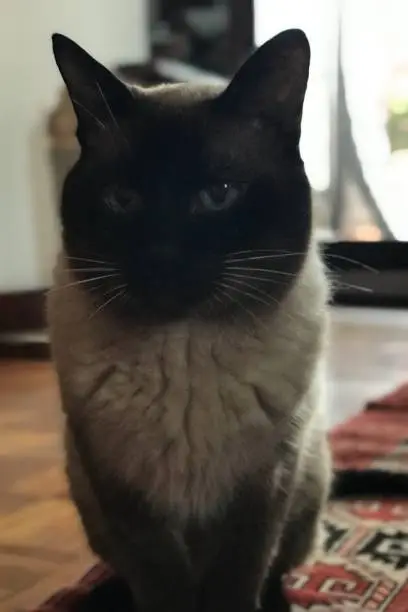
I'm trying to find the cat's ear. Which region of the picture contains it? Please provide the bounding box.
[218,29,310,135]
[52,34,133,147]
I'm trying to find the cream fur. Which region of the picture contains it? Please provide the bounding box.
[48,241,329,524]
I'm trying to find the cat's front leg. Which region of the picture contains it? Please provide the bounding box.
[67,423,196,612]
[198,473,283,612]
[108,520,196,612]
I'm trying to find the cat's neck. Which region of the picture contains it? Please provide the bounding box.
[48,241,328,419]
[51,241,327,344]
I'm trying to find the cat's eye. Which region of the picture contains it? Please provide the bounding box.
[193,183,242,214]
[105,187,140,213]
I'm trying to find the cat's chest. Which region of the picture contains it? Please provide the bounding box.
[72,332,273,519]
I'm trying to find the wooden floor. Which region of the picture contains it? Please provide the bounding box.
[1,307,408,611]
[0,361,94,612]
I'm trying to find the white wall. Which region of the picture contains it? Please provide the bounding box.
[254,0,337,193]
[0,0,149,291]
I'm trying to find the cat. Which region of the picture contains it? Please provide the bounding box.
[48,29,331,612]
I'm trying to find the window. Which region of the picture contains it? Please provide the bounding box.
[152,0,408,305]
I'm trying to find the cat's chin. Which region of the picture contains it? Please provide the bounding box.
[102,295,279,328]
[94,293,207,326]
[85,278,288,326]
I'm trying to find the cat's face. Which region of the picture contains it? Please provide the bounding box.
[53,30,311,323]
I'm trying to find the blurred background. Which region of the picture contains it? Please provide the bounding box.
[1,0,408,352]
[0,2,408,610]
[148,0,408,308]
[151,0,408,245]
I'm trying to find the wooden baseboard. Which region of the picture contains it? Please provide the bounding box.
[0,289,48,333]
[0,290,49,359]
[0,340,50,360]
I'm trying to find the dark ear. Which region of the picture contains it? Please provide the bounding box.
[52,34,133,147]
[218,29,310,135]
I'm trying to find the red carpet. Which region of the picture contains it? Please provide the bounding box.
[33,383,408,612]
[286,382,408,611]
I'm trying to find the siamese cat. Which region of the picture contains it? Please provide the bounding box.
[48,29,331,612]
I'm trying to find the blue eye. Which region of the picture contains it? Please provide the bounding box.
[193,183,242,213]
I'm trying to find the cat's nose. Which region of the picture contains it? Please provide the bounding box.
[145,244,182,281]
[147,244,180,263]
[142,244,182,295]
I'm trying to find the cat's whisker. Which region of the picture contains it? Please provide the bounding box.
[227,251,378,275]
[89,286,127,320]
[332,281,373,294]
[216,284,265,329]
[225,266,296,277]
[212,291,225,307]
[225,253,302,263]
[205,288,224,310]
[222,274,280,306]
[223,271,286,286]
[324,254,378,274]
[87,284,105,294]
[227,248,292,258]
[66,256,116,266]
[202,289,224,319]
[219,278,297,324]
[99,282,128,295]
[95,81,130,150]
[122,292,132,308]
[225,275,297,323]
[51,273,120,292]
[72,99,107,130]
[218,281,273,310]
[63,267,118,273]
[215,284,236,306]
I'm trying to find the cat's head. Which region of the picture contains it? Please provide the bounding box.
[52,30,311,324]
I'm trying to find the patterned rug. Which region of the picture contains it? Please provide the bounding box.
[33,383,408,612]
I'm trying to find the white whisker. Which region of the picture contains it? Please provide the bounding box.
[219,279,295,325]
[222,274,279,306]
[211,290,225,307]
[104,282,127,293]
[225,253,301,263]
[226,250,378,275]
[218,281,271,309]
[51,273,120,292]
[90,287,126,320]
[333,281,372,294]
[217,284,265,329]
[325,254,378,274]
[66,256,115,266]
[227,248,291,257]
[225,266,296,277]
[87,284,104,294]
[72,98,107,130]
[64,267,118,273]
[223,271,286,285]
[95,81,130,150]
[202,288,224,319]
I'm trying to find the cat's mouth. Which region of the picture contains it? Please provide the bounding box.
[95,273,215,323]
[79,264,293,324]
[69,252,296,324]
[109,255,222,321]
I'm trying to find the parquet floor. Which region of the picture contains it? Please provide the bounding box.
[0,362,94,612]
[1,307,408,611]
